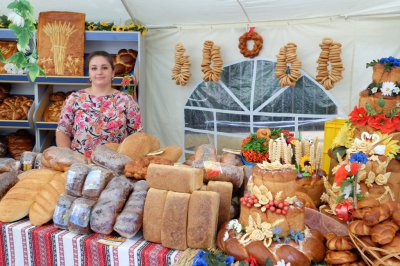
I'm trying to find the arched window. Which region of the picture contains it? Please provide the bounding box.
[184,59,345,157]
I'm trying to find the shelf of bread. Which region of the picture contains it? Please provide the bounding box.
[0,95,35,128]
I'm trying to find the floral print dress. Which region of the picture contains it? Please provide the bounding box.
[57,89,142,157]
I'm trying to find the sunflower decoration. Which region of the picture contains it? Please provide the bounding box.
[117,26,125,32]
[111,25,118,31]
[299,155,314,176]
[87,24,97,31]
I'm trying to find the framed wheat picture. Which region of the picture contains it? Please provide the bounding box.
[37,11,85,76]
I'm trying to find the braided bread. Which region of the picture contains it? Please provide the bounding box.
[357,198,380,209]
[113,49,137,76]
[324,250,358,264]
[370,220,398,245]
[326,234,355,251]
[352,207,371,219]
[381,235,400,255]
[348,220,371,235]
[392,209,400,226]
[363,203,392,226]
[238,30,263,58]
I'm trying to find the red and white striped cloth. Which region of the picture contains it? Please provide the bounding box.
[0,220,182,266]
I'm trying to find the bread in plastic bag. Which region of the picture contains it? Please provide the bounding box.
[68,197,96,235]
[65,163,90,197]
[42,146,88,171]
[53,194,77,229]
[81,166,114,200]
[91,145,132,174]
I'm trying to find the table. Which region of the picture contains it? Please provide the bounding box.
[0,220,182,266]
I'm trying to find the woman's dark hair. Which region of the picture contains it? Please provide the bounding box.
[86,51,115,70]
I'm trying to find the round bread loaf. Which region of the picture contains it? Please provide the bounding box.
[44,101,63,122]
[0,96,33,120]
[49,91,66,102]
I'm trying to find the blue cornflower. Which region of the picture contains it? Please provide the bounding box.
[273,227,282,235]
[284,236,291,243]
[289,229,295,237]
[297,231,305,241]
[224,256,234,265]
[349,152,368,164]
[193,258,208,266]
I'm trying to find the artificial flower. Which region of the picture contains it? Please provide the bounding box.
[335,199,354,222]
[275,259,291,266]
[371,87,378,94]
[349,152,368,164]
[367,114,388,131]
[394,86,400,95]
[100,21,108,27]
[117,26,125,31]
[381,82,397,96]
[331,122,354,149]
[245,256,259,266]
[111,25,118,31]
[342,183,361,199]
[334,162,359,186]
[7,11,24,27]
[87,24,97,31]
[349,106,368,126]
[299,155,311,172]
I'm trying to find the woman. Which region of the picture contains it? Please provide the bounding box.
[56,51,142,157]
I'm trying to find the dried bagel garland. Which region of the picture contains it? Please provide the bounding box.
[238,28,263,58]
[201,40,223,82]
[171,43,192,86]
[274,43,302,87]
[316,37,344,90]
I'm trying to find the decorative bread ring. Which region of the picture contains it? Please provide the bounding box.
[274,43,302,87]
[316,37,344,90]
[238,29,263,58]
[171,43,191,86]
[201,40,223,82]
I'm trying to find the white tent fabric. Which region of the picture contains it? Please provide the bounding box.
[143,15,400,152]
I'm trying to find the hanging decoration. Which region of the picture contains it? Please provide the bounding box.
[171,43,191,86]
[316,37,344,90]
[274,43,302,87]
[238,27,263,58]
[201,40,223,82]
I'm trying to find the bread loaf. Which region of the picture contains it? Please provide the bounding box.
[104,142,119,151]
[117,132,160,161]
[191,160,244,188]
[44,101,63,122]
[194,144,217,161]
[363,203,392,226]
[42,146,88,171]
[324,250,358,264]
[0,96,33,121]
[6,129,34,159]
[53,194,77,229]
[114,180,149,238]
[143,188,168,243]
[124,156,173,180]
[49,92,66,102]
[0,158,19,173]
[207,181,233,229]
[161,191,190,250]
[371,220,399,245]
[18,168,59,181]
[0,169,58,222]
[81,166,114,200]
[326,234,355,251]
[220,152,243,166]
[91,145,132,174]
[187,190,220,249]
[153,146,182,162]
[146,164,203,193]
[65,163,90,197]
[68,197,96,235]
[90,176,132,234]
[348,220,372,236]
[0,171,18,199]
[113,49,137,76]
[29,172,67,226]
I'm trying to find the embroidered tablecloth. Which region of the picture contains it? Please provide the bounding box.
[0,220,182,266]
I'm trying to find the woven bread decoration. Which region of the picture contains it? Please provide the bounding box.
[274,43,302,87]
[238,27,263,58]
[316,37,344,90]
[37,11,85,76]
[201,40,223,82]
[113,49,138,77]
[171,43,191,86]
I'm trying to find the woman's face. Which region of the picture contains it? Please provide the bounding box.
[88,56,114,87]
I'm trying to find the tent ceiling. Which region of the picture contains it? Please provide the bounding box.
[1,0,400,27]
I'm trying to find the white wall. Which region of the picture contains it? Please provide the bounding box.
[143,16,400,149]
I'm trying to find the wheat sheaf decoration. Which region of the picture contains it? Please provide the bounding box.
[43,21,77,75]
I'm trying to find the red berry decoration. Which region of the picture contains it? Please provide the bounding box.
[270,206,276,212]
[276,209,282,214]
[282,210,287,215]
[278,203,284,209]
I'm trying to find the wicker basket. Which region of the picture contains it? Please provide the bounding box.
[349,232,400,266]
